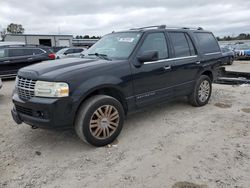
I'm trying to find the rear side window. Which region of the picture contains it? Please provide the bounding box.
[8,49,25,57]
[139,32,168,59]
[74,48,84,53]
[65,49,74,54]
[23,49,34,56]
[33,48,45,55]
[169,32,196,57]
[194,32,220,54]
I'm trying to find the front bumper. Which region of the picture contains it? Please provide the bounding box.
[11,92,76,129]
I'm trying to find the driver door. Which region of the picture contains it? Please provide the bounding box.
[131,32,176,107]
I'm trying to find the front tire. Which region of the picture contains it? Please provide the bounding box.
[74,95,125,147]
[189,75,212,107]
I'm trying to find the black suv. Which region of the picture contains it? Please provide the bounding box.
[0,45,55,78]
[11,25,222,146]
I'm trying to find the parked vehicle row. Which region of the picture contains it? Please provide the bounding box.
[234,44,250,60]
[11,25,223,146]
[219,42,250,60]
[0,45,56,78]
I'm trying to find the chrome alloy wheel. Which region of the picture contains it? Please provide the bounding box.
[89,105,120,139]
[198,80,210,102]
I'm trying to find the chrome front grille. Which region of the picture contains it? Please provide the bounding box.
[17,76,36,100]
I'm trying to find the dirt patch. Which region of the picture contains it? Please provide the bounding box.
[172,182,208,188]
[241,108,250,113]
[214,102,232,108]
[1,81,250,188]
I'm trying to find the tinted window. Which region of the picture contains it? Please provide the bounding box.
[23,49,34,56]
[139,33,168,59]
[8,49,25,57]
[74,48,84,53]
[33,48,45,55]
[194,33,220,54]
[169,32,191,57]
[185,34,196,56]
[0,49,6,58]
[65,49,74,54]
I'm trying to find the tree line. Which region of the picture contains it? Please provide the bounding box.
[75,35,101,39]
[217,33,250,41]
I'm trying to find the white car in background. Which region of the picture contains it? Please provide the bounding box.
[56,47,87,59]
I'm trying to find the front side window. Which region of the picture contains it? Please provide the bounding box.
[169,32,193,58]
[194,32,220,54]
[138,32,168,59]
[85,32,142,60]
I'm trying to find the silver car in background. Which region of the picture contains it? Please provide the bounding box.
[56,47,87,59]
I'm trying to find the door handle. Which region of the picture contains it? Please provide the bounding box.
[3,60,10,63]
[196,61,201,65]
[27,57,33,60]
[163,65,171,70]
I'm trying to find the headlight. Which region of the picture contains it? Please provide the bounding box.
[34,81,69,98]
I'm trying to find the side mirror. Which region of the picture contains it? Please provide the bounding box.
[137,50,159,63]
[63,52,68,55]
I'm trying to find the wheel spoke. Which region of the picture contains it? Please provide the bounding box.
[110,111,118,118]
[89,105,120,140]
[104,105,110,116]
[109,121,118,127]
[97,108,105,117]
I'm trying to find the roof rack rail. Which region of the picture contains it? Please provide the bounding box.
[130,25,203,31]
[181,26,204,30]
[130,25,166,30]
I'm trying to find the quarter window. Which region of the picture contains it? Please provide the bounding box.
[169,32,194,57]
[139,33,168,59]
[194,33,220,54]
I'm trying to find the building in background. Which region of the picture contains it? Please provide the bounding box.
[4,34,73,47]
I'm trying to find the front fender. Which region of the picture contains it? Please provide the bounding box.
[72,75,124,101]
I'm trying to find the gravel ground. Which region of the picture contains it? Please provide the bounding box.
[0,66,250,188]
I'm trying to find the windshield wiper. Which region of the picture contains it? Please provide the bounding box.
[88,53,111,61]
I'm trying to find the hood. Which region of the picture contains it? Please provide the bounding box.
[18,58,108,80]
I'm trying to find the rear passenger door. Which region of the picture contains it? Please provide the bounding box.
[168,32,200,96]
[0,48,13,76]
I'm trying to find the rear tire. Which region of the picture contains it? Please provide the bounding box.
[74,95,125,147]
[227,57,234,65]
[189,75,212,107]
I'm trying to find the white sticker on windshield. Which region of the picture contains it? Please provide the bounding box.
[118,38,135,42]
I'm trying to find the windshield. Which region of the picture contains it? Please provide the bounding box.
[84,32,142,60]
[56,48,69,54]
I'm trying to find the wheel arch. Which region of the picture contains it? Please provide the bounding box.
[75,85,128,119]
[201,70,214,81]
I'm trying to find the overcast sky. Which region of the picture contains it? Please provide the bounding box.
[0,0,250,37]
